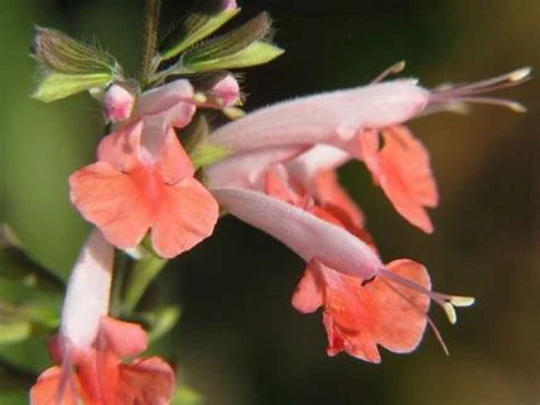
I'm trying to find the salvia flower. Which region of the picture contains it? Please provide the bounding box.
[213,154,439,361]
[70,80,219,258]
[205,66,530,360]
[29,229,175,405]
[205,67,530,232]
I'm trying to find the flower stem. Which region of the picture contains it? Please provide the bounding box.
[123,255,167,314]
[110,249,130,317]
[138,0,162,87]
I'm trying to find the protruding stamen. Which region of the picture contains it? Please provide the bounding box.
[509,67,532,82]
[454,97,527,113]
[372,61,406,83]
[442,302,457,324]
[379,267,475,325]
[450,296,476,307]
[429,67,531,113]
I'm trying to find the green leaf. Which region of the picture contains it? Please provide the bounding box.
[177,12,282,73]
[0,323,32,345]
[31,27,123,102]
[172,385,203,405]
[184,40,284,73]
[0,225,64,294]
[0,335,51,374]
[0,390,29,405]
[32,72,113,102]
[148,306,181,342]
[32,27,120,76]
[159,0,240,61]
[190,141,231,169]
[0,277,61,329]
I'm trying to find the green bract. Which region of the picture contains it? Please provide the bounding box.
[158,0,241,62]
[31,27,123,102]
[152,11,283,83]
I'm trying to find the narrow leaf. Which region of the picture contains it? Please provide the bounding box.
[182,12,272,64]
[0,323,31,345]
[184,41,284,73]
[32,27,120,75]
[149,306,181,342]
[32,72,112,102]
[159,0,240,61]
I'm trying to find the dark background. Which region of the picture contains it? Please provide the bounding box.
[1,0,539,404]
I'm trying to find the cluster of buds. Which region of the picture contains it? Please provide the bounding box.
[27,0,529,404]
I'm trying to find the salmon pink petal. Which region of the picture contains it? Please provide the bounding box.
[312,258,430,362]
[69,162,152,250]
[151,178,219,258]
[322,312,381,363]
[313,169,364,228]
[360,126,438,233]
[117,357,176,405]
[97,121,143,169]
[30,367,80,405]
[373,259,430,353]
[291,261,324,314]
[154,127,194,185]
[211,187,382,281]
[264,166,305,206]
[100,317,148,358]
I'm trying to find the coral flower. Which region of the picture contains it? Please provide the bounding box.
[212,185,475,360]
[30,229,175,405]
[70,80,219,258]
[263,161,430,361]
[206,67,529,232]
[359,125,438,233]
[31,317,175,405]
[293,259,430,362]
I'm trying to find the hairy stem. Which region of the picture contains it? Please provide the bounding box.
[138,0,162,87]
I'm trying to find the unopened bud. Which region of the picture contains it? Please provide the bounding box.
[103,84,136,123]
[210,74,241,107]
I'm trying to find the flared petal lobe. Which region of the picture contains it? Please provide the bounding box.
[151,177,219,258]
[71,113,218,258]
[360,125,438,233]
[32,317,176,405]
[292,259,430,363]
[30,367,81,405]
[70,161,153,250]
[117,357,176,405]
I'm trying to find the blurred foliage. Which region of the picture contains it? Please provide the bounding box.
[1,0,539,405]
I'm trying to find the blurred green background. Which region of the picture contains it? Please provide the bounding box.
[1,0,539,404]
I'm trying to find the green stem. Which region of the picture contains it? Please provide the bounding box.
[110,250,130,317]
[138,0,162,86]
[123,255,167,314]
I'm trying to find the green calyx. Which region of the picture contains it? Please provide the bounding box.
[31,27,123,102]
